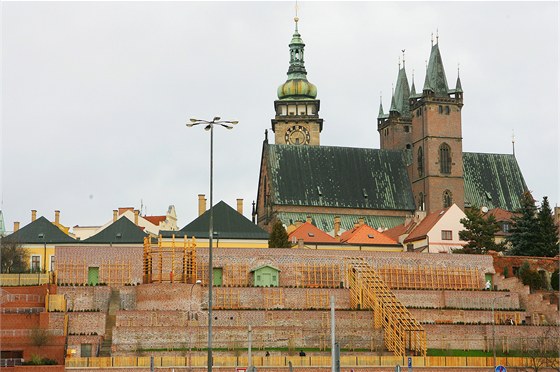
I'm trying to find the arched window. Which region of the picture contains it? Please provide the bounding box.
[418,192,425,211]
[439,143,451,174]
[417,146,424,177]
[443,190,453,208]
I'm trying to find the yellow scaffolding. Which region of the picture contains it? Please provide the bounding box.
[346,257,427,357]
[296,262,344,288]
[377,265,481,290]
[143,235,197,284]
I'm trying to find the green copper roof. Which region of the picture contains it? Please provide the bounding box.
[463,152,528,211]
[278,212,405,233]
[393,65,411,118]
[423,43,449,97]
[82,217,147,244]
[3,216,76,244]
[266,144,416,211]
[277,19,317,100]
[169,201,268,240]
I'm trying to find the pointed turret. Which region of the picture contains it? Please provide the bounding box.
[423,42,449,97]
[389,90,397,113]
[393,63,411,118]
[455,74,463,93]
[378,97,385,118]
[410,72,416,97]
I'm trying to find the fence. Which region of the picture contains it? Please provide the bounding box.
[65,355,560,368]
[0,273,50,286]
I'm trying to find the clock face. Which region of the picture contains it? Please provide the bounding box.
[285,125,311,145]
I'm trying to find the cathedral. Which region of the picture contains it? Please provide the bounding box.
[256,18,527,234]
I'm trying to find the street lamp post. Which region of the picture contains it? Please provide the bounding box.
[186,116,238,372]
[492,294,510,369]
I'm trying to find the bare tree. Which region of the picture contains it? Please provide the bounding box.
[521,327,560,372]
[0,239,29,273]
[29,327,50,348]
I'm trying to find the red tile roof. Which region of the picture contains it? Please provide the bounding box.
[384,221,417,242]
[339,224,399,246]
[144,215,166,226]
[288,222,338,244]
[485,208,516,222]
[404,207,449,243]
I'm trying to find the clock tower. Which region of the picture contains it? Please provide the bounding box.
[271,17,323,146]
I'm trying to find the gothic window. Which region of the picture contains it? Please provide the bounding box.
[439,143,452,174]
[417,146,424,177]
[418,192,425,211]
[443,190,453,208]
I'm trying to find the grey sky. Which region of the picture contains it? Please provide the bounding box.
[1,1,558,231]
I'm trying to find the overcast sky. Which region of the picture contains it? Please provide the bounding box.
[1,1,558,231]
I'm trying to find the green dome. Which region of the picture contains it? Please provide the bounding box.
[277,79,317,100]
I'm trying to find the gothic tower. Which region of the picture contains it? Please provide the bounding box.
[409,39,464,213]
[271,17,323,146]
[378,56,413,152]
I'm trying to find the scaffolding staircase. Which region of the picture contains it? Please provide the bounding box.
[346,258,427,357]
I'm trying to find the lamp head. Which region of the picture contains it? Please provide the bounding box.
[230,121,239,125]
[213,116,221,122]
[204,124,212,131]
[190,118,198,123]
[186,123,195,127]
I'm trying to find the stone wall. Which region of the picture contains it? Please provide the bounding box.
[112,309,379,352]
[394,290,521,310]
[59,286,111,311]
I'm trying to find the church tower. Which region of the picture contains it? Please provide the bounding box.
[378,54,413,152]
[271,17,323,146]
[410,38,464,213]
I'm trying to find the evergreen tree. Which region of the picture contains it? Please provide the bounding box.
[507,192,541,256]
[536,196,559,257]
[268,220,291,248]
[457,207,503,254]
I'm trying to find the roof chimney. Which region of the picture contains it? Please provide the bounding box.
[198,194,207,216]
[236,198,243,215]
[359,217,364,226]
[14,221,20,232]
[31,210,37,222]
[113,210,118,222]
[134,210,139,225]
[54,210,60,226]
[334,216,341,237]
[306,216,312,224]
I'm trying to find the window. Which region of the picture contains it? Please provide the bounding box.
[404,125,410,133]
[443,190,453,208]
[81,344,92,357]
[445,106,450,115]
[406,143,411,150]
[438,105,443,114]
[502,223,510,233]
[439,143,452,174]
[417,146,424,177]
[441,230,452,240]
[50,256,55,272]
[31,256,40,272]
[418,193,425,211]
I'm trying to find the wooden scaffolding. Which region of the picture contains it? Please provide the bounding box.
[143,235,197,284]
[377,265,481,290]
[56,258,132,285]
[346,257,427,357]
[295,262,344,288]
